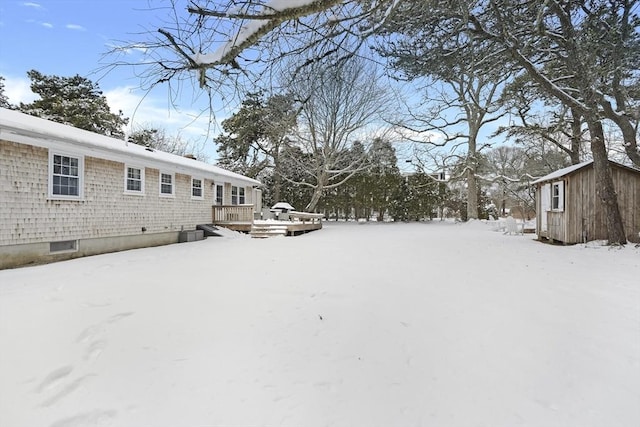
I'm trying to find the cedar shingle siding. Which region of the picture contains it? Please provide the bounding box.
[0,109,261,269]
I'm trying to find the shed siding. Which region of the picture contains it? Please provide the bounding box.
[536,162,640,244]
[615,167,640,243]
[1,139,214,247]
[547,211,566,242]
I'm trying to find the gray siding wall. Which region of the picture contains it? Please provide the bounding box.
[1,139,214,248]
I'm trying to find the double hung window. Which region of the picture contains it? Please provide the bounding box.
[49,152,83,199]
[231,186,238,205]
[192,178,203,199]
[125,166,144,194]
[231,187,246,205]
[231,186,246,205]
[160,172,174,196]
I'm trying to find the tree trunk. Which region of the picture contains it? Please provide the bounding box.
[273,151,282,202]
[467,155,478,220]
[466,128,479,220]
[586,114,627,244]
[569,108,583,164]
[306,171,327,212]
[305,189,322,212]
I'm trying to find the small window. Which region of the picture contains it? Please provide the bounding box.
[551,181,564,211]
[160,172,174,196]
[239,187,246,204]
[215,184,224,205]
[125,165,144,194]
[50,240,77,253]
[192,178,203,199]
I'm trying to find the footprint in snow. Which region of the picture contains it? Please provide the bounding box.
[35,365,73,393]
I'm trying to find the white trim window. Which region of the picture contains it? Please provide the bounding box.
[191,177,204,199]
[551,181,564,211]
[49,151,84,199]
[231,186,246,205]
[124,165,145,195]
[160,172,175,197]
[215,184,224,205]
[231,186,238,205]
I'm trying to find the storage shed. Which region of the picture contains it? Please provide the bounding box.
[532,160,640,244]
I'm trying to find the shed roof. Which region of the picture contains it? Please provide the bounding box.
[531,160,593,185]
[0,108,261,187]
[531,160,640,185]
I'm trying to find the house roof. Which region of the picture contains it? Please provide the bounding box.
[531,159,640,185]
[0,108,261,187]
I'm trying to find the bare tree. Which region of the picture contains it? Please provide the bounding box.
[377,2,510,220]
[284,56,389,211]
[457,0,636,243]
[111,0,400,106]
[496,77,587,165]
[388,72,507,220]
[122,0,638,242]
[128,124,210,161]
[481,146,540,217]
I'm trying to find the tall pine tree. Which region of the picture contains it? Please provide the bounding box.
[19,70,128,138]
[0,76,12,109]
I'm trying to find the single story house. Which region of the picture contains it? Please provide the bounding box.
[0,108,261,269]
[532,160,640,244]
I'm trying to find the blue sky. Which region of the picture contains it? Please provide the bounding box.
[0,0,424,165]
[0,0,218,157]
[0,1,509,168]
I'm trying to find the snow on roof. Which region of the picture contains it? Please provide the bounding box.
[0,108,260,187]
[271,202,295,211]
[530,160,593,184]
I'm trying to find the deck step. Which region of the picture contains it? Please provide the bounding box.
[250,224,288,238]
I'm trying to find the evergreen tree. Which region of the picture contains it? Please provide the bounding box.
[215,92,297,199]
[19,70,128,138]
[367,139,403,221]
[0,76,12,109]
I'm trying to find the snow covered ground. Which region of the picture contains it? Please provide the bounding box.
[1,221,639,427]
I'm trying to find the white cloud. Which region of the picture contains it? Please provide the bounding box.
[103,85,221,158]
[3,75,37,105]
[41,22,52,28]
[66,24,85,31]
[22,2,42,9]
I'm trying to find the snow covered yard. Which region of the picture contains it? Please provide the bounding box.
[1,221,638,427]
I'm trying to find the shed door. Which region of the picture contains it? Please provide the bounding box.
[540,183,551,232]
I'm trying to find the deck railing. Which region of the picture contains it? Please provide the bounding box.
[289,211,324,223]
[212,204,254,223]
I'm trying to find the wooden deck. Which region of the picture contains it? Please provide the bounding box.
[212,205,323,237]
